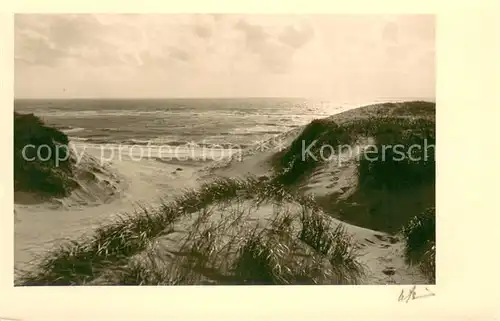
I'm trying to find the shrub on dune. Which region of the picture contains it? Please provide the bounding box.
[274,102,435,187]
[401,207,436,282]
[356,119,435,191]
[14,112,74,196]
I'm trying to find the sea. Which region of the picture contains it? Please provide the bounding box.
[14,97,385,158]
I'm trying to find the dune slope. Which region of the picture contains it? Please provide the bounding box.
[14,112,122,207]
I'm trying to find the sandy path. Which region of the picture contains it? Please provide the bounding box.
[298,143,427,284]
[336,220,427,284]
[14,144,201,276]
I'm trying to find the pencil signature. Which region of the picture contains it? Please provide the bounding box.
[398,285,435,303]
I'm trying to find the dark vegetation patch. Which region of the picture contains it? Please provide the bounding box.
[356,117,435,191]
[14,112,75,197]
[273,101,435,187]
[317,184,435,234]
[401,207,436,282]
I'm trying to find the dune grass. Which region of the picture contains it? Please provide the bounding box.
[342,115,435,233]
[17,177,266,285]
[298,210,363,283]
[110,200,363,285]
[271,101,435,234]
[14,112,75,196]
[273,118,348,185]
[273,101,435,187]
[17,176,364,285]
[401,207,436,282]
[356,117,435,191]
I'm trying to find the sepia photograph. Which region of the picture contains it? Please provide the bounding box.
[13,14,436,286]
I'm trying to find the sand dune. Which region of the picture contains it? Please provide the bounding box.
[200,137,427,284]
[15,101,435,285]
[14,143,202,276]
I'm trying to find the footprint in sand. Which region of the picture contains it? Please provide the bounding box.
[354,243,366,249]
[310,178,322,184]
[311,172,324,179]
[380,244,391,249]
[382,267,396,276]
[374,234,399,244]
[388,236,399,244]
[374,234,389,242]
[364,238,375,244]
[378,256,392,263]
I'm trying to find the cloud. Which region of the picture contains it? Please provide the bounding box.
[15,14,130,67]
[15,14,221,71]
[15,30,67,66]
[234,19,312,74]
[15,14,315,74]
[381,21,399,44]
[45,15,105,48]
[278,23,314,48]
[193,24,212,39]
[168,47,191,62]
[14,14,434,99]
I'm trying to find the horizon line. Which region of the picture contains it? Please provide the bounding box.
[14,96,435,101]
[14,96,313,101]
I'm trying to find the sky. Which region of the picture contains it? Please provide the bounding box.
[14,14,435,99]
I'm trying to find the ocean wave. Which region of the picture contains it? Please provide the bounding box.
[241,131,283,136]
[62,127,85,134]
[31,108,333,119]
[78,138,115,144]
[152,157,215,167]
[53,125,74,130]
[223,128,286,136]
[69,139,248,150]
[84,133,112,138]
[69,136,89,142]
